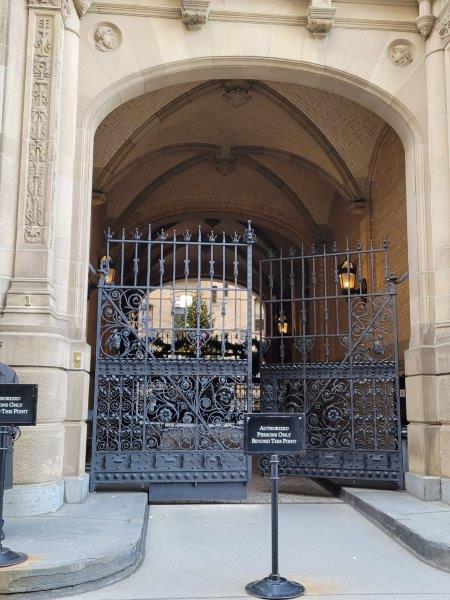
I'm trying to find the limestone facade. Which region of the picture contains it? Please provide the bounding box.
[0,0,449,513]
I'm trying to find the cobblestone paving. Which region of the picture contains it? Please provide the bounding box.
[246,471,342,503]
[155,459,341,504]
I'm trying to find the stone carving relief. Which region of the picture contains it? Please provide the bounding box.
[74,0,93,16]
[306,1,336,38]
[93,23,122,52]
[348,199,366,218]
[215,147,236,176]
[28,0,60,6]
[181,1,210,30]
[28,0,73,29]
[415,15,436,39]
[439,19,450,46]
[388,41,414,67]
[25,15,54,244]
[223,82,251,108]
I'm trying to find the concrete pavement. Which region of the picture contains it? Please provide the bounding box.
[63,502,450,600]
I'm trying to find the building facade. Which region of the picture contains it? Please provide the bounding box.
[0,0,449,514]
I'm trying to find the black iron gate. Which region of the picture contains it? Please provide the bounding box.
[90,222,256,500]
[258,241,403,484]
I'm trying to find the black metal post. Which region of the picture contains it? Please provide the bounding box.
[0,426,27,567]
[245,453,304,599]
[270,454,279,580]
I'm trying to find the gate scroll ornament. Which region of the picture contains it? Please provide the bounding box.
[91,222,255,500]
[258,240,403,484]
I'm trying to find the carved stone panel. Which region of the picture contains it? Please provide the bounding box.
[24,11,62,245]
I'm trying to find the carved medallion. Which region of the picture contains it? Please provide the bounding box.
[388,40,414,67]
[93,23,122,52]
[223,87,251,108]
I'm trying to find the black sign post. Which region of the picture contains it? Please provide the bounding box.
[0,384,38,567]
[244,413,306,600]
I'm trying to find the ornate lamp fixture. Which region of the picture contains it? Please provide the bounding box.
[338,259,368,298]
[338,259,357,294]
[277,310,288,335]
[100,255,116,285]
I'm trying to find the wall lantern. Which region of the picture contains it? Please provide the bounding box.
[338,259,357,294]
[277,310,288,335]
[100,255,116,285]
[338,259,368,298]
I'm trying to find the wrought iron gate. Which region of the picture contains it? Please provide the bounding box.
[258,241,403,484]
[90,222,255,500]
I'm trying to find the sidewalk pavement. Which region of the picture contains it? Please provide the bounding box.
[60,502,450,600]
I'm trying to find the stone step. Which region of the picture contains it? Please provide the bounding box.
[0,492,148,597]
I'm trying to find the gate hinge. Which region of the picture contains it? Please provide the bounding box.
[389,272,409,285]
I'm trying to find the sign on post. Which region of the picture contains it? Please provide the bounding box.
[0,385,38,426]
[0,384,38,567]
[244,413,305,455]
[244,413,306,600]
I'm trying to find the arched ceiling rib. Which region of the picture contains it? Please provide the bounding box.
[92,78,391,248]
[118,153,322,240]
[94,80,364,200]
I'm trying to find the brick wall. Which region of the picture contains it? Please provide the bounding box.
[371,128,410,357]
[333,127,410,363]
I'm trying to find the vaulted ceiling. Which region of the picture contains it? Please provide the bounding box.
[92,78,393,258]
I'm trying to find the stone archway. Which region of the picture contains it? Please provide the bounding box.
[78,59,422,498]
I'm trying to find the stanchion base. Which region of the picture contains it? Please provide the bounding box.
[0,548,28,568]
[245,575,305,599]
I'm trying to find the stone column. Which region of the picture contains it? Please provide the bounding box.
[405,3,450,502]
[0,0,85,515]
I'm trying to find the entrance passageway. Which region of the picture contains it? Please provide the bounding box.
[59,498,450,600]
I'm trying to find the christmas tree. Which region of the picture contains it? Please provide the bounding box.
[185,294,214,330]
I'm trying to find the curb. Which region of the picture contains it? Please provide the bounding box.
[341,488,450,573]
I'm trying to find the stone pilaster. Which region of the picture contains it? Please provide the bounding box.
[3,1,65,324]
[1,0,88,515]
[405,1,450,502]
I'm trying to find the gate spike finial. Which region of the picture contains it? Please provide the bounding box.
[243,220,256,243]
[105,226,114,240]
[122,227,126,240]
[332,241,338,253]
[198,226,202,241]
[184,229,191,242]
[148,224,152,240]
